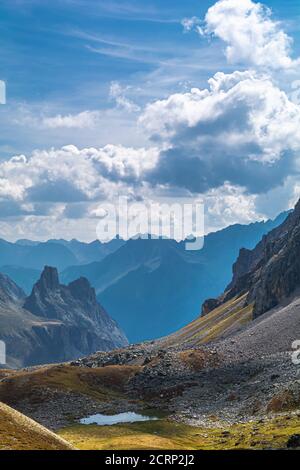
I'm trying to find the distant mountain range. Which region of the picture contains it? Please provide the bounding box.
[1,236,125,270]
[0,237,124,293]
[0,211,289,345]
[0,267,127,368]
[61,211,289,342]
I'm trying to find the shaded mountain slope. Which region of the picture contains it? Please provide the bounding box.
[0,268,128,368]
[24,266,128,351]
[0,272,62,368]
[164,197,300,360]
[0,311,63,369]
[203,198,300,321]
[0,272,25,303]
[62,212,288,342]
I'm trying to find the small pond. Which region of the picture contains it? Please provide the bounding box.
[80,411,160,426]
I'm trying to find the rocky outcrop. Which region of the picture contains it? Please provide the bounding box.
[201,298,222,316]
[230,200,300,317]
[0,267,128,368]
[202,199,300,319]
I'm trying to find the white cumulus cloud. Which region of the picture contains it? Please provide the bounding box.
[204,0,300,70]
[0,144,158,207]
[140,70,300,193]
[205,184,261,231]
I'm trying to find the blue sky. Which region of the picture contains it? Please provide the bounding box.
[0,0,299,240]
[0,0,298,103]
[1,0,299,153]
[0,0,229,155]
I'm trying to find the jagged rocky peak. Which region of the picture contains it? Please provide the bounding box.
[20,264,128,364]
[24,266,96,321]
[68,276,96,303]
[38,266,60,291]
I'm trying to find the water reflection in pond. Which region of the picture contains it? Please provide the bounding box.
[80,411,159,426]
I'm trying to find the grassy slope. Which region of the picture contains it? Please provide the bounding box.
[0,365,141,451]
[163,294,253,348]
[0,364,141,405]
[0,401,74,450]
[58,414,300,450]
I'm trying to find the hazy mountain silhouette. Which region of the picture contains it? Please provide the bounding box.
[0,238,125,293]
[62,212,289,342]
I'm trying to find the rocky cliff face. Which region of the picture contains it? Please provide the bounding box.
[24,266,128,355]
[0,267,128,368]
[247,204,300,317]
[203,199,300,319]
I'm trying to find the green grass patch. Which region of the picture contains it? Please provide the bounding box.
[58,413,300,450]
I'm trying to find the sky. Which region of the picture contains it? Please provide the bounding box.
[0,0,300,241]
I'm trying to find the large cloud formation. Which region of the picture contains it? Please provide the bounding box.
[140,70,300,193]
[0,145,158,212]
[1,0,300,240]
[2,68,300,233]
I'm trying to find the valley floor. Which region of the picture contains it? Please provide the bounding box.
[58,413,300,450]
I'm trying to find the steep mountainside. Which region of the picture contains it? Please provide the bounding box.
[168,197,300,364]
[0,268,127,368]
[62,212,288,342]
[0,273,56,368]
[0,401,74,450]
[207,199,300,319]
